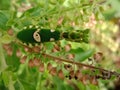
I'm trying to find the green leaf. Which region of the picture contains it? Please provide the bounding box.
[22,7,42,17]
[6,11,17,27]
[0,75,8,90]
[14,81,24,90]
[18,79,36,90]
[103,9,116,20]
[65,85,74,90]
[0,11,9,30]
[1,71,16,89]
[89,84,99,90]
[70,47,84,54]
[106,0,120,18]
[53,76,66,90]
[77,82,86,90]
[2,71,9,87]
[0,34,12,44]
[5,44,20,70]
[70,48,94,62]
[0,0,10,10]
[108,0,120,12]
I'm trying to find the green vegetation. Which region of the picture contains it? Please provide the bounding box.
[0,0,120,90]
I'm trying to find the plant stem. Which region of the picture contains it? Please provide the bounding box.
[18,44,120,77]
[38,4,90,20]
[8,76,15,90]
[36,73,42,90]
[42,53,120,77]
[0,43,8,72]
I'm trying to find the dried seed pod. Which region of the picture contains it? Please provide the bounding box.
[57,17,63,25]
[51,48,58,52]
[82,66,89,70]
[74,70,82,80]
[95,75,102,79]
[101,71,111,79]
[20,56,27,64]
[7,47,13,56]
[117,75,120,81]
[39,63,45,72]
[16,49,22,57]
[64,64,73,71]
[89,0,93,3]
[81,75,89,85]
[74,75,78,80]
[49,67,57,76]
[58,69,64,79]
[69,70,75,79]
[64,44,71,52]
[3,44,11,50]
[28,59,34,67]
[114,60,120,68]
[24,46,32,52]
[93,52,103,62]
[68,75,72,80]
[33,57,40,66]
[66,54,75,60]
[32,46,41,53]
[90,76,98,85]
[70,21,75,27]
[7,29,13,36]
[47,63,53,71]
[54,44,60,51]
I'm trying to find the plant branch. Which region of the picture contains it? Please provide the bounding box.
[42,53,120,77]
[38,4,90,19]
[18,43,120,77]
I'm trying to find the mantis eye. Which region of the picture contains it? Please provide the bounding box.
[33,30,41,42]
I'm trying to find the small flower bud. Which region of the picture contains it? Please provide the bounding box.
[33,58,40,66]
[28,59,34,67]
[7,47,13,56]
[64,44,71,52]
[75,70,82,80]
[16,49,22,57]
[39,63,45,72]
[32,46,41,53]
[49,67,57,76]
[66,54,75,60]
[20,56,27,64]
[58,69,64,79]
[7,29,13,36]
[24,46,32,52]
[57,17,63,25]
[54,44,60,51]
[69,70,75,79]
[90,76,98,85]
[47,63,53,71]
[81,75,89,85]
[51,48,58,52]
[3,44,11,50]
[93,52,103,62]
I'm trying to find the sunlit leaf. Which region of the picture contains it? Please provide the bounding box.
[0,11,9,30]
[70,48,94,61]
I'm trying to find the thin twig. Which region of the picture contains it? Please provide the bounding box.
[42,53,120,77]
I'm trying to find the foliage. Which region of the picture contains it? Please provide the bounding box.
[0,0,120,90]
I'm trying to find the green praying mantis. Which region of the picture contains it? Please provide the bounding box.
[17,25,89,44]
